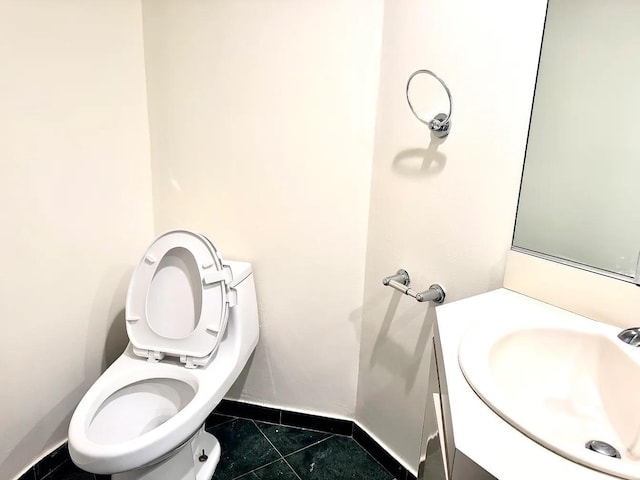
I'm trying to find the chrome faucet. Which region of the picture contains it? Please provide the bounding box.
[618,328,640,346]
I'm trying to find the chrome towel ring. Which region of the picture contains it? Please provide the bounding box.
[406,69,452,138]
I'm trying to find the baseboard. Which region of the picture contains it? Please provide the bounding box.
[19,399,418,480]
[15,441,109,480]
[213,399,418,480]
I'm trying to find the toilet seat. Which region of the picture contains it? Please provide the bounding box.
[125,230,234,368]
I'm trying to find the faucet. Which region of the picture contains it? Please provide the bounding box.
[618,328,640,346]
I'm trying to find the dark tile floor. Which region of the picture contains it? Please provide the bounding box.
[35,414,395,480]
[206,414,394,480]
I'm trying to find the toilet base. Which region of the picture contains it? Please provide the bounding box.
[112,425,221,480]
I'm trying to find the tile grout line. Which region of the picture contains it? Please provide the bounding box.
[229,456,283,480]
[223,418,279,480]
[216,404,403,480]
[279,436,338,480]
[252,420,304,480]
[276,429,395,479]
[251,420,285,459]
[281,435,334,459]
[40,458,70,480]
[207,414,237,430]
[279,456,303,480]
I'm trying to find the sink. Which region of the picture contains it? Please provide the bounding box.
[458,315,640,479]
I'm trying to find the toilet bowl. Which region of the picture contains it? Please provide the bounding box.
[68,230,259,480]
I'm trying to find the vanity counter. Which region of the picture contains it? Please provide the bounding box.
[436,288,617,480]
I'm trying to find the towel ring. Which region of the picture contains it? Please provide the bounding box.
[406,69,452,138]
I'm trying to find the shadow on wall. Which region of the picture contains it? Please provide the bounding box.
[103,308,127,370]
[392,136,447,177]
[357,135,447,397]
[5,263,132,478]
[226,349,260,401]
[226,321,278,403]
[5,383,89,478]
[370,291,437,394]
[85,267,133,375]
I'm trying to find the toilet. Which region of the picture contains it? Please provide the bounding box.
[68,230,259,480]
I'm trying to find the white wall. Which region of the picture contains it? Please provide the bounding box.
[141,0,383,417]
[0,2,154,479]
[514,0,640,278]
[505,250,640,331]
[1,2,553,477]
[355,0,547,471]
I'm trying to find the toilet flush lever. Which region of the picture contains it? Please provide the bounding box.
[618,328,640,346]
[382,269,446,304]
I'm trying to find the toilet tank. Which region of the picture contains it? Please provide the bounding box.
[223,261,259,357]
[224,260,252,288]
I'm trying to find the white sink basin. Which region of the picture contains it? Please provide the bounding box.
[458,314,640,479]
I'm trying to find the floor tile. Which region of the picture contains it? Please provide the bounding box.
[236,459,300,480]
[286,435,392,480]
[206,412,236,429]
[235,472,260,479]
[352,425,405,479]
[256,423,330,456]
[37,445,70,478]
[42,460,95,479]
[207,419,280,480]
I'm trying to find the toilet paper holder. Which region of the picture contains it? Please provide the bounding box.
[382,269,445,304]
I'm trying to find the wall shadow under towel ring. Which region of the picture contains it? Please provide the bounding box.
[406,69,453,138]
[392,141,447,177]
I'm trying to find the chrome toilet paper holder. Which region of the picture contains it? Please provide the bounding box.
[382,269,445,304]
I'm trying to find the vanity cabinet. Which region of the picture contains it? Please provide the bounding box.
[418,328,495,480]
[431,289,618,480]
[417,336,447,480]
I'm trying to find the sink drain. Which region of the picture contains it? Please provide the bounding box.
[585,440,621,459]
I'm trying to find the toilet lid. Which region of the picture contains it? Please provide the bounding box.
[125,230,231,365]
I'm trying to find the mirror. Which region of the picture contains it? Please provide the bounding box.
[512,0,640,281]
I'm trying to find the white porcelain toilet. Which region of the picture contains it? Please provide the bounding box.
[68,230,259,480]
